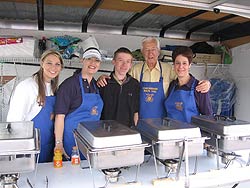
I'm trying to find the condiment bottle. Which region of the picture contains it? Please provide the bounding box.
[54,149,63,168]
[71,146,80,165]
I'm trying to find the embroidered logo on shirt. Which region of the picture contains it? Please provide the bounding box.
[175,102,183,111]
[91,106,99,115]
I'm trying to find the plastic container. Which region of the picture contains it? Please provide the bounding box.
[54,149,63,168]
[71,146,80,165]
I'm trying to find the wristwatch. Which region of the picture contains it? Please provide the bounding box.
[56,140,62,145]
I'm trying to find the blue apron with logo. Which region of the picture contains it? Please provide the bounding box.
[139,62,166,119]
[32,96,55,163]
[63,75,103,157]
[164,81,199,123]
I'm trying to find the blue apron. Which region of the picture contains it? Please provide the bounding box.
[32,96,55,163]
[164,81,199,123]
[63,75,103,157]
[139,62,166,119]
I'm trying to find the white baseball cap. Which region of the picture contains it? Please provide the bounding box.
[82,47,102,61]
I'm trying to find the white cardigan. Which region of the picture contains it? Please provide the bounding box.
[7,77,53,121]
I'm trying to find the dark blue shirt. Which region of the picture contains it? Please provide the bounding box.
[167,74,213,115]
[55,72,98,115]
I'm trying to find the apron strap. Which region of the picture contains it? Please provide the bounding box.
[78,75,100,95]
[140,62,163,82]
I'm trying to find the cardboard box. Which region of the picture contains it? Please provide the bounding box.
[160,50,221,64]
[0,36,39,58]
[193,53,222,64]
[160,50,172,62]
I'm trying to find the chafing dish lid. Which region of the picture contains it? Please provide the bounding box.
[191,115,250,136]
[76,120,142,148]
[0,121,34,140]
[137,118,201,141]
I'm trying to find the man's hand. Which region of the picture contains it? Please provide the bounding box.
[97,74,111,87]
[196,80,211,93]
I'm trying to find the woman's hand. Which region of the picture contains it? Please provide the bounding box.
[97,74,111,87]
[54,142,70,160]
[196,80,211,93]
[54,114,70,159]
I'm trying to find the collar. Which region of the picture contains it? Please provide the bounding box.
[110,72,131,85]
[175,74,195,89]
[143,61,160,73]
[113,73,126,85]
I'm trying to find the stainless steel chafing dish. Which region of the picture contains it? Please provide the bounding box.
[191,115,250,152]
[73,120,148,170]
[137,118,205,160]
[0,121,40,188]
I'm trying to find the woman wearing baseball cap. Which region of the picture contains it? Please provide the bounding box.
[54,47,103,159]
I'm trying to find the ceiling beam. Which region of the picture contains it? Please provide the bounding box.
[186,14,237,39]
[36,0,44,30]
[82,0,103,33]
[122,4,159,35]
[159,10,207,38]
[208,0,230,8]
[222,36,250,49]
[210,21,250,42]
[125,0,250,18]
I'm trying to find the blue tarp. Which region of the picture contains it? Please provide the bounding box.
[209,78,236,116]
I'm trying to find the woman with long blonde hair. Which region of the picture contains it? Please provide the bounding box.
[7,50,64,162]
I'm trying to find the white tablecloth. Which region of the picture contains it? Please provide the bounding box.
[16,151,250,188]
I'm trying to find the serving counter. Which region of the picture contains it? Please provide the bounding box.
[16,151,250,188]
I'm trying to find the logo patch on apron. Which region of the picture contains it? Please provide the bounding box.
[175,102,183,111]
[91,106,99,115]
[146,94,154,102]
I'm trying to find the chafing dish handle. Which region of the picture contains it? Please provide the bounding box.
[73,130,91,150]
[45,176,48,188]
[239,136,250,141]
[6,123,12,133]
[35,128,41,152]
[27,178,34,188]
[214,114,236,122]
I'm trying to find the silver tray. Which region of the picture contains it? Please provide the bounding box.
[191,115,250,136]
[137,118,204,160]
[74,130,147,169]
[76,120,142,148]
[0,121,34,139]
[142,135,204,159]
[191,115,250,152]
[0,128,40,174]
[0,121,35,152]
[137,118,201,141]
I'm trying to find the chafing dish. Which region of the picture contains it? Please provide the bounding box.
[0,121,40,188]
[191,115,250,152]
[74,120,148,170]
[137,118,205,160]
[0,121,34,152]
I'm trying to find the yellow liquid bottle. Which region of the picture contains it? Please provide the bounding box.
[54,149,63,168]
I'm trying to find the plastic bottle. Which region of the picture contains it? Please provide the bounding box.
[71,146,80,165]
[53,149,63,168]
